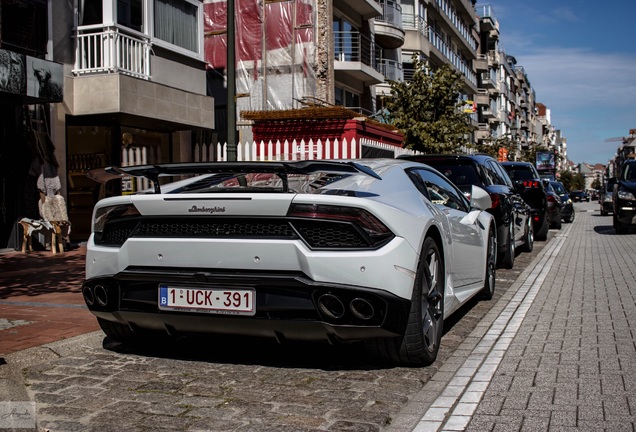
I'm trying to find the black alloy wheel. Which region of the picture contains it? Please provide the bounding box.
[519,218,534,253]
[369,237,445,366]
[500,222,515,269]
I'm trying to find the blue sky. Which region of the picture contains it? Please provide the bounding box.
[480,2,636,165]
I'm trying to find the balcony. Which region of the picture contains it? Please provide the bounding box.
[475,123,491,141]
[340,0,382,20]
[378,59,403,82]
[334,31,384,85]
[480,73,496,89]
[475,4,499,32]
[73,25,151,80]
[402,13,428,38]
[427,27,477,88]
[474,89,489,106]
[475,54,487,72]
[487,50,500,66]
[482,107,496,119]
[375,0,405,49]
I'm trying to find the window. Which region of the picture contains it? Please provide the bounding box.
[491,161,513,188]
[1,0,48,56]
[154,0,198,52]
[335,87,360,110]
[409,168,469,212]
[118,0,142,32]
[79,0,103,26]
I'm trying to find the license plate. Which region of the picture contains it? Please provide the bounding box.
[158,285,255,316]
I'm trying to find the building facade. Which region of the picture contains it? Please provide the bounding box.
[1,0,215,249]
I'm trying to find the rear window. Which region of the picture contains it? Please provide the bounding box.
[419,160,482,186]
[502,165,536,181]
[551,182,566,194]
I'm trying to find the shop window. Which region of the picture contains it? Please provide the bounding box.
[0,0,48,57]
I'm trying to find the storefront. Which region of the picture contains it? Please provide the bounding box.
[0,48,64,251]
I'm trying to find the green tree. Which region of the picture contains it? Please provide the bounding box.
[559,170,585,191]
[558,170,573,191]
[384,59,473,153]
[591,178,602,190]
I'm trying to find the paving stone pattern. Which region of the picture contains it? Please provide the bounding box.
[7,204,632,432]
[467,209,636,431]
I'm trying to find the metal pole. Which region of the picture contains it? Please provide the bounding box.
[227,0,237,161]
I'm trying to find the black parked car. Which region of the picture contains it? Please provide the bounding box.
[613,161,636,233]
[543,181,563,229]
[570,190,589,202]
[548,180,574,223]
[401,154,533,269]
[501,162,549,241]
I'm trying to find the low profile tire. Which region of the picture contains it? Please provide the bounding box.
[367,237,444,366]
[519,218,534,253]
[569,211,575,223]
[615,215,628,234]
[480,228,497,301]
[499,223,515,270]
[554,216,562,230]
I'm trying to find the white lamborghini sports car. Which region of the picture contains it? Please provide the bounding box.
[82,159,496,366]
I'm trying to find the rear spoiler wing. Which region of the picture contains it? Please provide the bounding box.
[86,161,381,194]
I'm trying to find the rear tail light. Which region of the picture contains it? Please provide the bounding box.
[547,195,557,203]
[93,204,142,246]
[523,180,542,188]
[489,193,500,209]
[287,203,394,249]
[533,215,540,222]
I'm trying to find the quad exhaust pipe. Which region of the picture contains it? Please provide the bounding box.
[83,284,110,307]
[317,294,375,322]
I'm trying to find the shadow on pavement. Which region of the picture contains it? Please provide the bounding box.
[0,249,86,299]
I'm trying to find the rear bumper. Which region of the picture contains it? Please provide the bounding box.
[82,268,411,343]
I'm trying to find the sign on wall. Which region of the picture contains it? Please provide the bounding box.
[0,49,26,95]
[0,48,63,102]
[27,56,63,102]
[536,151,556,171]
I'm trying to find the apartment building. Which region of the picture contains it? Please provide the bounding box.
[204,0,403,144]
[399,0,479,127]
[0,0,215,248]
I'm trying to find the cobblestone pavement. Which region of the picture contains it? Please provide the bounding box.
[0,209,565,432]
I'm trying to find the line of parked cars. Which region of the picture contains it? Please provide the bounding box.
[79,153,576,367]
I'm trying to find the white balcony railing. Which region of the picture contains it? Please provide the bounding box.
[73,25,151,80]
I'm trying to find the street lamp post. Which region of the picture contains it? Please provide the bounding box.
[226,0,237,161]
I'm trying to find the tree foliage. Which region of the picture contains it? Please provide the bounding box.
[558,170,585,191]
[384,59,473,153]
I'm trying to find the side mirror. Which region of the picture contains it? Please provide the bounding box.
[470,185,492,211]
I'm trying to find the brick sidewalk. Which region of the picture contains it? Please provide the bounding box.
[0,246,99,355]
